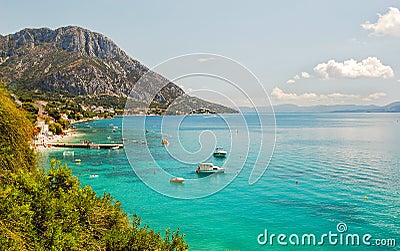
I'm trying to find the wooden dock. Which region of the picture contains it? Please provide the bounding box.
[48,143,124,149]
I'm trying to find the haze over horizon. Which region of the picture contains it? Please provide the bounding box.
[1,0,400,107]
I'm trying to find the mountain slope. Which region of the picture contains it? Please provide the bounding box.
[0,26,237,114]
[383,101,400,112]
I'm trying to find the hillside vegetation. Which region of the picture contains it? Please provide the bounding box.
[0,26,237,115]
[0,85,188,250]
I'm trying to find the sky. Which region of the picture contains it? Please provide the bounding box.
[1,0,400,107]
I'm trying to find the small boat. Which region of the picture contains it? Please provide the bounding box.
[196,163,225,174]
[170,177,185,183]
[111,145,119,150]
[213,147,227,157]
[75,159,82,163]
[63,150,74,156]
[89,144,100,149]
[90,174,99,179]
[161,139,169,145]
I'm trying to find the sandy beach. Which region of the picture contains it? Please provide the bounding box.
[34,129,84,151]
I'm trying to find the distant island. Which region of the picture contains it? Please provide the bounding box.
[240,102,400,113]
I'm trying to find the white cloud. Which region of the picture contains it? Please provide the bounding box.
[350,38,367,46]
[326,92,359,99]
[364,92,387,101]
[271,87,318,100]
[197,57,216,63]
[271,87,387,105]
[362,7,400,36]
[286,72,311,84]
[313,57,394,79]
[301,72,310,78]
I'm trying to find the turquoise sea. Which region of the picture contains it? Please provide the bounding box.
[39,113,400,250]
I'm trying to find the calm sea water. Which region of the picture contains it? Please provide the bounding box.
[39,113,400,250]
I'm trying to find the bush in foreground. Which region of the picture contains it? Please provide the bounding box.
[0,84,188,250]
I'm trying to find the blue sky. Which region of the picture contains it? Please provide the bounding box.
[1,0,400,106]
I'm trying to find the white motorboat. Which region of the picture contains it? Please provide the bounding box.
[63,150,74,156]
[213,147,227,157]
[170,177,185,183]
[196,163,225,174]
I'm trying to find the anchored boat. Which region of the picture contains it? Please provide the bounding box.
[170,177,185,183]
[213,147,227,157]
[196,163,225,174]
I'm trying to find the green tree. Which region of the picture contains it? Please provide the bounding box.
[54,122,63,135]
[58,118,69,130]
[47,108,61,121]
[0,84,188,250]
[48,122,63,135]
[48,123,56,134]
[0,84,36,173]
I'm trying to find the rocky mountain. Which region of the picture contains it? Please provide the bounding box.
[0,26,237,114]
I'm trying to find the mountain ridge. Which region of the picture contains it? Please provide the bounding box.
[239,102,400,113]
[0,26,237,115]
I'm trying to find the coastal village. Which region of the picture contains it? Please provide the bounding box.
[28,96,217,149]
[30,99,118,149]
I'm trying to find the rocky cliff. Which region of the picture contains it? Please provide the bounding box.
[0,26,237,114]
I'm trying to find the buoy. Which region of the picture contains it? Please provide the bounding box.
[364,196,368,200]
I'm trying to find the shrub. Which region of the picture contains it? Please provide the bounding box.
[0,84,188,250]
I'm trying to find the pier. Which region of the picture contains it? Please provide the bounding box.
[48,143,124,149]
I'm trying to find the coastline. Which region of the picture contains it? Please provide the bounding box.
[34,129,84,151]
[34,117,94,151]
[34,116,116,151]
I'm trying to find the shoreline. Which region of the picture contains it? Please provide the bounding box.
[34,115,121,152]
[34,116,102,151]
[34,129,84,151]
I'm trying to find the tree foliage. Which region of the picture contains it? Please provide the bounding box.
[0,84,188,250]
[48,122,63,135]
[58,118,69,130]
[0,84,36,174]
